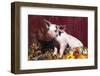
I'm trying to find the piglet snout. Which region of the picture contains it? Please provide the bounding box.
[45,33,53,41]
[47,31,54,37]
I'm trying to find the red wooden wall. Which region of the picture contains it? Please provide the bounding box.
[28,15,88,47]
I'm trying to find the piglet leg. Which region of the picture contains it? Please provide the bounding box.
[59,44,65,58]
[53,47,58,55]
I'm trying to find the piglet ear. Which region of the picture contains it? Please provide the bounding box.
[43,19,51,27]
[59,25,66,30]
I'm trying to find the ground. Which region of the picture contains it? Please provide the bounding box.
[28,43,88,60]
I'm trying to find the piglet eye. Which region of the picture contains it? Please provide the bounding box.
[55,30,57,32]
[47,28,49,30]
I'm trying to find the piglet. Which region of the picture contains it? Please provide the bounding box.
[44,19,83,58]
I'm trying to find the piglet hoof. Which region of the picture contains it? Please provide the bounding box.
[53,54,56,57]
[52,54,57,59]
[58,55,63,59]
[58,57,63,59]
[52,52,57,56]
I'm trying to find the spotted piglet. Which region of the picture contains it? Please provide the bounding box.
[44,19,83,58]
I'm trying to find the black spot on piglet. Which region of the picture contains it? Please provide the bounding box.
[59,31,63,36]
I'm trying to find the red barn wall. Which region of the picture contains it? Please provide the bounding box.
[28,15,88,47]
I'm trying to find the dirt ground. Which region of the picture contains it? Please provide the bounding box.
[28,43,88,60]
